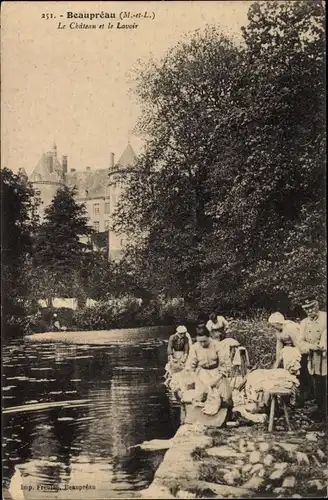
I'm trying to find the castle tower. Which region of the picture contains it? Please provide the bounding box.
[108,143,137,261]
[30,143,66,220]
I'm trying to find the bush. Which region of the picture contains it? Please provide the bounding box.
[158,297,199,326]
[228,318,276,368]
[74,296,143,330]
[72,295,201,331]
[133,300,161,327]
[3,311,31,338]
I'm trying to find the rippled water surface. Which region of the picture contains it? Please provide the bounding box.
[2,327,181,499]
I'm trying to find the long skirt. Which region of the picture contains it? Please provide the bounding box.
[168,351,186,375]
[194,367,233,408]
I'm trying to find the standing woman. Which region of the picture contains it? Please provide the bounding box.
[206,313,229,341]
[268,312,300,368]
[185,325,232,414]
[268,311,310,405]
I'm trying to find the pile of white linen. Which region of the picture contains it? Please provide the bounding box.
[280,346,301,374]
[246,368,299,403]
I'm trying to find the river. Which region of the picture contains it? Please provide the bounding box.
[2,327,181,499]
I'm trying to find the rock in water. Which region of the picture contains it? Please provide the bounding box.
[223,470,241,485]
[235,459,244,466]
[247,441,256,451]
[307,479,324,491]
[263,454,274,466]
[250,464,263,475]
[242,464,253,474]
[243,476,265,490]
[270,469,284,480]
[296,451,309,465]
[138,439,173,451]
[249,451,261,464]
[274,462,288,470]
[278,442,298,453]
[259,442,270,452]
[207,446,242,458]
[282,476,296,488]
[273,487,285,494]
[305,432,318,442]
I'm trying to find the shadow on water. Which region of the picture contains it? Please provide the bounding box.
[2,327,181,498]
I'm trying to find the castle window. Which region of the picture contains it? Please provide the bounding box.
[93,221,100,232]
[105,185,110,198]
[105,202,110,214]
[94,203,100,216]
[104,220,110,230]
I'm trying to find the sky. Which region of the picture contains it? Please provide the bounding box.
[1,1,251,174]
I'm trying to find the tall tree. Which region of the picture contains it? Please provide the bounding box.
[115,1,325,314]
[31,186,94,306]
[114,27,241,306]
[203,0,326,312]
[1,168,40,336]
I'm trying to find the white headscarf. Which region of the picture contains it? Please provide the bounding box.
[268,312,285,325]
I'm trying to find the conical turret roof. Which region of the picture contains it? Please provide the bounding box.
[117,143,137,168]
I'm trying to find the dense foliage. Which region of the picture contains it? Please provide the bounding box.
[1,168,40,336]
[73,296,197,331]
[114,0,326,315]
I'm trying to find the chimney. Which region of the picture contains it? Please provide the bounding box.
[62,156,68,174]
[86,166,91,171]
[70,168,76,173]
[110,153,115,169]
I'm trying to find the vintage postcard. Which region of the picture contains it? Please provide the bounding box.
[1,1,326,499]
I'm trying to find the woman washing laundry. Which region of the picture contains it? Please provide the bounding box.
[268,312,300,368]
[185,325,232,416]
[206,313,229,341]
[268,312,309,405]
[166,325,191,378]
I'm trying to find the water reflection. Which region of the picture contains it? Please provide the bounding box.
[2,327,180,498]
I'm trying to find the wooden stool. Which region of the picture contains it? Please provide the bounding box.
[268,391,292,432]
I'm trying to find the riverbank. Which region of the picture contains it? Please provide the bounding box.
[23,325,171,344]
[140,414,327,499]
[23,318,277,369]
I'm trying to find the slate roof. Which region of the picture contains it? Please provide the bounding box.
[66,168,110,199]
[30,152,64,184]
[117,143,137,168]
[30,143,137,199]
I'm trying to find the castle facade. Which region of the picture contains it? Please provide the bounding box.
[29,143,137,261]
